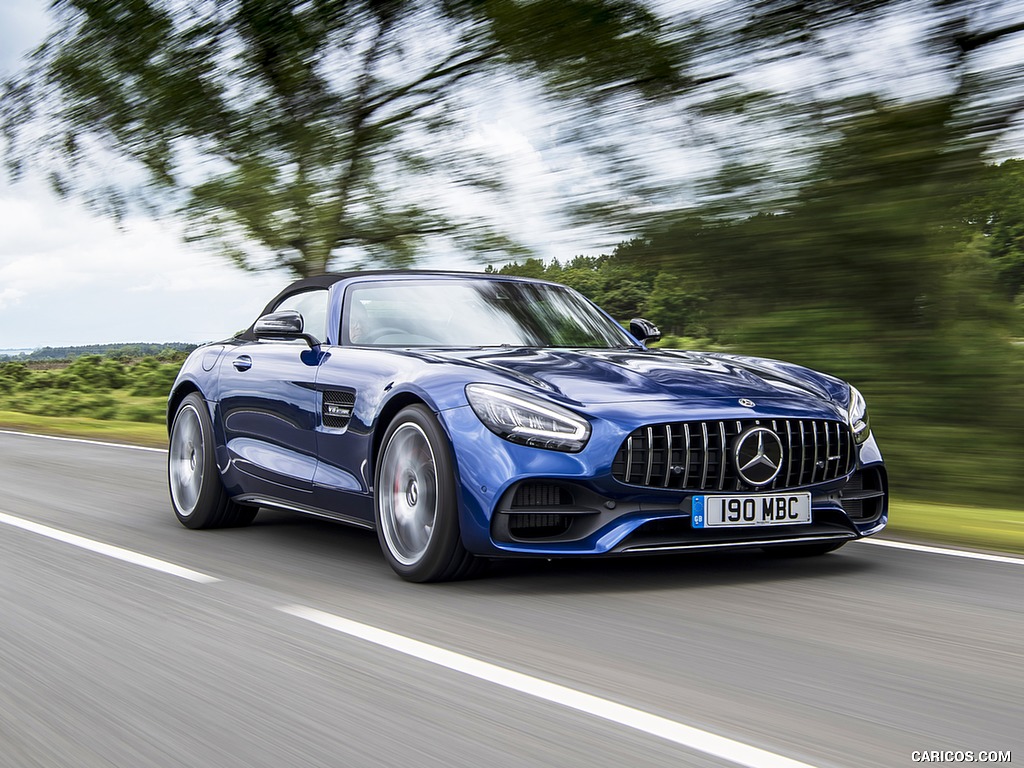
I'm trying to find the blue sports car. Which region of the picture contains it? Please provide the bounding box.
[167,271,887,581]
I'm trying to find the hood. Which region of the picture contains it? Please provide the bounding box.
[426,348,846,407]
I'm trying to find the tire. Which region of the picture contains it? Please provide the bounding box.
[374,405,480,582]
[762,541,847,557]
[168,392,256,529]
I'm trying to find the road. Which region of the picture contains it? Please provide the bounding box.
[0,430,1019,768]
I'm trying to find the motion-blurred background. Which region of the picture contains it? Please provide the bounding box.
[1,0,1022,548]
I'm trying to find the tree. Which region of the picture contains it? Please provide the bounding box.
[645,271,707,336]
[959,159,1024,303]
[1,0,683,277]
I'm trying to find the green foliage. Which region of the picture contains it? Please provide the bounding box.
[60,355,127,390]
[3,0,684,276]
[0,353,176,421]
[0,342,196,362]
[0,390,119,420]
[119,400,167,423]
[645,273,709,337]
[127,357,179,397]
[958,158,1024,303]
[0,362,31,394]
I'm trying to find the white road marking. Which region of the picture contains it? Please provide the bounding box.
[0,511,218,583]
[862,538,1024,566]
[0,428,166,453]
[280,604,822,768]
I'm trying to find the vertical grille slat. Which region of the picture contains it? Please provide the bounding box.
[769,420,779,491]
[720,421,729,487]
[700,422,710,490]
[798,421,808,486]
[682,424,691,488]
[644,426,655,486]
[613,418,854,492]
[785,420,794,488]
[824,420,832,481]
[663,424,673,488]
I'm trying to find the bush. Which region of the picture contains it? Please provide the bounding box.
[0,390,118,420]
[61,355,127,390]
[120,400,167,423]
[0,362,31,394]
[128,357,179,397]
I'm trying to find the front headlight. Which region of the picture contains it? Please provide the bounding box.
[848,385,870,444]
[466,383,591,453]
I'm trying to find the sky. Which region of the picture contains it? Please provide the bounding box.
[0,2,286,349]
[0,0,576,351]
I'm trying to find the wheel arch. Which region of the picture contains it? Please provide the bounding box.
[167,380,203,434]
[371,391,432,470]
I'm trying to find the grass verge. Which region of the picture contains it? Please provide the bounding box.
[0,410,167,448]
[1,412,1022,555]
[887,500,1024,555]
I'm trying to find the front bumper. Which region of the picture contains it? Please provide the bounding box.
[441,404,888,558]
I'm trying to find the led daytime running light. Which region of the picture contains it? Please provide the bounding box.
[848,386,870,444]
[466,384,591,452]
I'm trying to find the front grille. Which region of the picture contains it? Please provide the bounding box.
[611,419,855,492]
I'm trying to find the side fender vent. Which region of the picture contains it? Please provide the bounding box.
[322,389,356,429]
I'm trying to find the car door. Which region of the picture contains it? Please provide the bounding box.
[217,288,328,498]
[308,291,403,524]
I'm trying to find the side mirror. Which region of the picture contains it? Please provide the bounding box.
[629,318,661,345]
[253,310,320,348]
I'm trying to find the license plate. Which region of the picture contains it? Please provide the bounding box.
[691,493,812,528]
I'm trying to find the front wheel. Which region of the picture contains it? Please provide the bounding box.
[374,405,479,582]
[168,392,256,529]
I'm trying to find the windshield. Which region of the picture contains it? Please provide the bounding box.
[343,279,636,348]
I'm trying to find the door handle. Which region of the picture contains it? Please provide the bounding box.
[232,355,253,371]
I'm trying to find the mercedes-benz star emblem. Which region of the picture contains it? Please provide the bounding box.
[734,427,784,486]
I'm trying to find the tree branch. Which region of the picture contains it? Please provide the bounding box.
[954,20,1024,55]
[361,42,501,119]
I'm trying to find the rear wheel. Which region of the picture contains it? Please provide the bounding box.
[168,392,256,529]
[763,541,847,557]
[375,405,480,582]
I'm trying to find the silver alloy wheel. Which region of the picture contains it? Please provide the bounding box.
[378,422,438,566]
[169,403,205,517]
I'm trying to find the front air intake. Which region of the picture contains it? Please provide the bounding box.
[512,483,572,508]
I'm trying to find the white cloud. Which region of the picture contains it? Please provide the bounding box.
[0,287,26,309]
[0,178,285,347]
[0,0,48,76]
[0,2,290,348]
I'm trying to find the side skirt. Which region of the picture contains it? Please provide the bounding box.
[234,494,375,531]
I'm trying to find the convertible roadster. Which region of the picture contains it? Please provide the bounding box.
[167,271,887,581]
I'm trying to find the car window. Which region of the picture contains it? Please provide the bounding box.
[343,280,635,348]
[275,289,329,342]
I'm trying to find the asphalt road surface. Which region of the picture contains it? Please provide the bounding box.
[0,430,1020,768]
